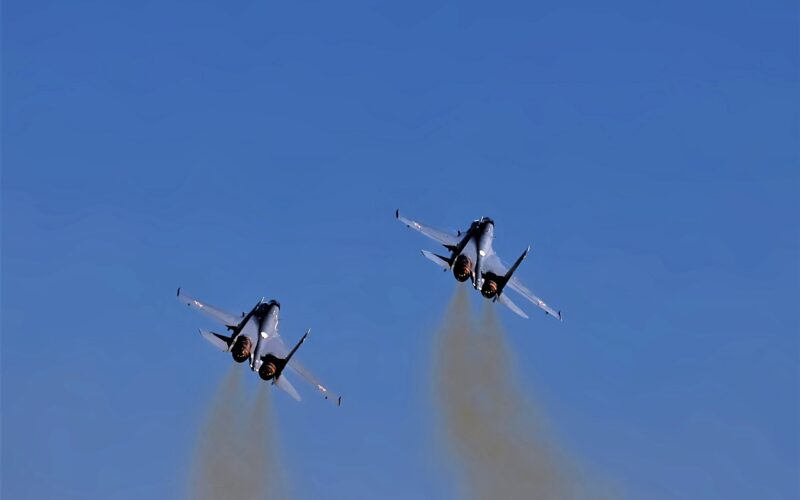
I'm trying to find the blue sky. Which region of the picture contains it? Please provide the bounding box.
[2,0,797,498]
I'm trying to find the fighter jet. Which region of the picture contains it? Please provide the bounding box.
[177,288,341,405]
[396,210,562,321]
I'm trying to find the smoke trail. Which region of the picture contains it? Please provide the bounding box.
[189,365,290,500]
[241,387,291,499]
[434,287,587,500]
[189,365,246,500]
[240,388,270,498]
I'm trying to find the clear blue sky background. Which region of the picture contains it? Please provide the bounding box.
[3,1,797,499]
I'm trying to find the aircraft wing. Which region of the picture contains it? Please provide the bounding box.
[396,210,460,248]
[177,288,240,327]
[263,335,342,406]
[482,255,562,321]
[507,277,562,320]
[287,360,342,406]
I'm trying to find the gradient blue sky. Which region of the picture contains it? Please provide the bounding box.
[3,1,798,498]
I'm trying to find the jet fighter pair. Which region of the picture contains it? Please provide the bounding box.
[177,212,561,404]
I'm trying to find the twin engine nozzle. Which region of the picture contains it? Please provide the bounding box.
[453,254,473,282]
[229,337,283,381]
[258,354,285,381]
[259,361,278,380]
[451,253,498,298]
[228,337,285,381]
[481,279,498,299]
[231,336,252,363]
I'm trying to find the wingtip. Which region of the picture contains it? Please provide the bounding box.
[338,396,342,406]
[176,287,181,296]
[395,209,400,219]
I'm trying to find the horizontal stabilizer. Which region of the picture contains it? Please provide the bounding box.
[199,330,233,352]
[276,376,302,402]
[497,294,529,319]
[421,250,453,269]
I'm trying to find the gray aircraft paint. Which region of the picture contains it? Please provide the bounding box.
[396,211,562,320]
[251,302,280,372]
[177,290,341,404]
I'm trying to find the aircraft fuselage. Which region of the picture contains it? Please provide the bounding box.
[250,301,280,372]
[472,217,495,291]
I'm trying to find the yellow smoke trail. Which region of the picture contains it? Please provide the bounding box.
[189,365,291,500]
[189,365,246,500]
[434,286,595,500]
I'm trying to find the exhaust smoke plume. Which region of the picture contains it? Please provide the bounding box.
[189,365,290,500]
[434,286,594,500]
